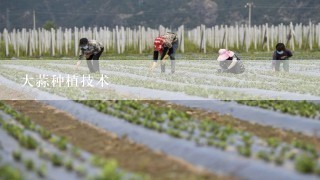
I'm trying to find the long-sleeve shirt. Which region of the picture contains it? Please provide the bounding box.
[153,32,178,60]
[161,32,178,49]
[79,40,104,59]
[272,50,293,60]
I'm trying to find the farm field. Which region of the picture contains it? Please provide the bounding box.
[1,52,320,180]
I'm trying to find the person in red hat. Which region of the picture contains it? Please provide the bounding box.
[152,32,179,73]
[217,49,245,74]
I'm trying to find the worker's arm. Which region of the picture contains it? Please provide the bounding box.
[153,51,159,61]
[286,50,293,58]
[160,47,169,60]
[76,50,85,69]
[227,56,238,69]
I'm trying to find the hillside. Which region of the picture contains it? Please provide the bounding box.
[0,0,319,30]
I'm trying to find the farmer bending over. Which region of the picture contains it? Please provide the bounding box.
[76,38,104,73]
[152,32,179,73]
[272,43,292,72]
[217,49,245,74]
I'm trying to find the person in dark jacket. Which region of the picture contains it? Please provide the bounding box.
[152,32,179,73]
[217,49,245,74]
[272,43,293,72]
[76,38,104,73]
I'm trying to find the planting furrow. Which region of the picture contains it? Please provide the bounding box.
[8,62,319,101]
[0,75,320,179]
[1,66,320,136]
[0,109,127,180]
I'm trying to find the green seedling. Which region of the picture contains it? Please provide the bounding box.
[71,146,81,158]
[267,138,281,148]
[99,160,122,180]
[75,165,86,177]
[286,151,297,160]
[37,164,47,178]
[56,137,68,151]
[256,151,271,162]
[65,159,74,171]
[19,135,38,150]
[274,156,284,166]
[12,150,22,161]
[91,155,108,167]
[0,165,22,180]
[237,145,251,157]
[38,128,52,140]
[24,159,34,171]
[295,153,316,174]
[51,154,63,166]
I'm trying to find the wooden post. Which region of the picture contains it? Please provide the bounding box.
[4,29,9,57]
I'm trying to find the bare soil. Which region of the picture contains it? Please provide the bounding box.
[2,99,227,179]
[148,100,320,150]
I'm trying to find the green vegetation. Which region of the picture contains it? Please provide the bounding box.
[78,100,320,175]
[0,102,129,179]
[43,21,57,30]
[0,165,22,180]
[256,151,271,162]
[64,159,74,171]
[295,154,317,174]
[24,159,35,171]
[12,150,22,161]
[237,145,251,157]
[51,153,63,166]
[36,163,47,178]
[237,100,320,119]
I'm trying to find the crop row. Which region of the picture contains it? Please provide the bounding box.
[0,101,131,180]
[29,62,320,120]
[236,100,320,119]
[5,60,320,98]
[0,64,263,100]
[1,64,319,122]
[78,100,320,175]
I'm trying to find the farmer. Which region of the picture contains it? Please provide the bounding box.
[272,43,293,72]
[152,32,179,73]
[76,38,104,73]
[217,49,245,74]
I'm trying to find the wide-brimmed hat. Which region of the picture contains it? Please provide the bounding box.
[217,49,235,61]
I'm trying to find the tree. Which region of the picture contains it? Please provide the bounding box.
[43,21,56,30]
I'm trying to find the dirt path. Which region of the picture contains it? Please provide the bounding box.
[3,99,226,180]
